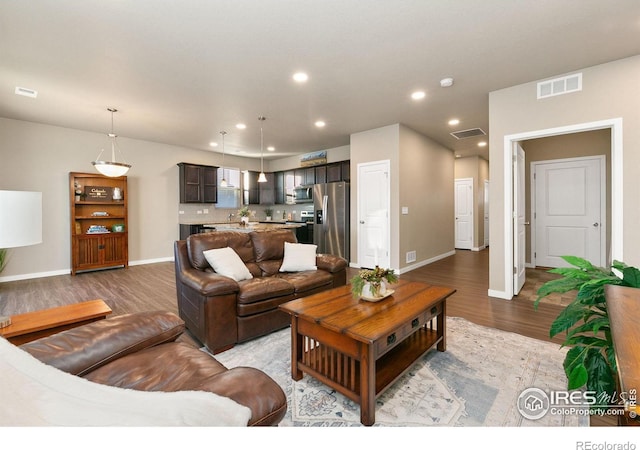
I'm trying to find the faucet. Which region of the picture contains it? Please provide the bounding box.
[227,213,235,222]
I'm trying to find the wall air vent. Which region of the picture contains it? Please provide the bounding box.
[537,73,582,99]
[15,86,38,98]
[450,128,486,140]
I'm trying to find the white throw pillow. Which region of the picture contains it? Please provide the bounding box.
[279,242,317,272]
[203,247,253,281]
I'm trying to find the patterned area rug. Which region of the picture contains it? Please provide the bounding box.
[210,317,587,427]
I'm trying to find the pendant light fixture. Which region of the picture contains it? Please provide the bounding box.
[219,130,228,187]
[257,116,267,183]
[92,108,131,177]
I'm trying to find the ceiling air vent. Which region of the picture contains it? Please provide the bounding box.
[450,128,486,140]
[537,73,582,99]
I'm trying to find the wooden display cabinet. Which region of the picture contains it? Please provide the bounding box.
[69,172,128,275]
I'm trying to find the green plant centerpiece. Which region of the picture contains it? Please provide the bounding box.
[263,208,274,220]
[351,266,398,299]
[534,256,640,405]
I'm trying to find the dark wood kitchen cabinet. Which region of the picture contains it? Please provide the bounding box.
[178,163,218,203]
[247,171,275,205]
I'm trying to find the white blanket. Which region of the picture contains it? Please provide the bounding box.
[0,337,251,426]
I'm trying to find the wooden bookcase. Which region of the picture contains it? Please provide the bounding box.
[69,172,128,275]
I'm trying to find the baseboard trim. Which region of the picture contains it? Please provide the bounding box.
[488,289,513,300]
[0,257,175,282]
[398,250,456,275]
[129,256,174,266]
[0,269,69,282]
[471,245,487,252]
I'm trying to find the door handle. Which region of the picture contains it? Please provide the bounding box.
[593,222,599,227]
[524,221,530,226]
[359,220,365,224]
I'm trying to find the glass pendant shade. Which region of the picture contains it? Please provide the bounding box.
[257,172,267,183]
[92,108,131,177]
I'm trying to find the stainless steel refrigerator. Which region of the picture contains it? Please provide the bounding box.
[314,181,349,261]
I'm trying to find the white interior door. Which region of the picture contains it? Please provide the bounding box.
[484,180,490,247]
[454,178,473,249]
[514,145,526,295]
[357,160,390,269]
[533,156,604,268]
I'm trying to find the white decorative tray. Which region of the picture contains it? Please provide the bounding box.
[360,289,395,302]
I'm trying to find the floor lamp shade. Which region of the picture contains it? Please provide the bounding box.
[0,191,43,248]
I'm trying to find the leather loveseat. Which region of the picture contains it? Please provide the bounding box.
[174,229,348,354]
[16,310,287,426]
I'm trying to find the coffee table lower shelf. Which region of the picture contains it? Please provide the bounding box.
[294,322,442,413]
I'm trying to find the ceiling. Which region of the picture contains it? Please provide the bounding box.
[1,1,639,162]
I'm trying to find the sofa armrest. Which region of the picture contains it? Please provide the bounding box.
[316,253,348,273]
[20,311,184,377]
[196,366,287,426]
[178,266,240,296]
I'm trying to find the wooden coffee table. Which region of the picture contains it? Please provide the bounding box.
[279,279,455,425]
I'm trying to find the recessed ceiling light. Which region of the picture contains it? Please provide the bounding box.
[440,77,454,88]
[236,123,246,130]
[411,90,426,100]
[15,86,37,98]
[267,146,275,152]
[314,120,326,128]
[209,142,218,147]
[448,119,460,126]
[455,154,462,158]
[478,141,487,147]
[293,72,308,83]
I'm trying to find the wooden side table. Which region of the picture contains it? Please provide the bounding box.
[0,299,112,345]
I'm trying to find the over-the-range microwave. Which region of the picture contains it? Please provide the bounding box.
[293,186,313,203]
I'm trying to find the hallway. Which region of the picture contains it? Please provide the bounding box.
[395,249,565,345]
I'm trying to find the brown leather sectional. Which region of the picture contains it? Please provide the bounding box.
[20,310,287,426]
[174,229,348,354]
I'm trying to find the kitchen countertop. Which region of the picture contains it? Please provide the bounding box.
[200,222,304,232]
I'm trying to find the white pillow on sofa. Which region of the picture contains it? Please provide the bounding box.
[203,247,253,282]
[279,242,317,272]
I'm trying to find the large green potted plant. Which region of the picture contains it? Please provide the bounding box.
[535,256,640,401]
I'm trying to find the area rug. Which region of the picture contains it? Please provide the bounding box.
[209,316,587,427]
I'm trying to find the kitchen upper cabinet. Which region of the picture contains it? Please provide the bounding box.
[303,167,315,185]
[340,160,350,182]
[326,163,342,183]
[315,165,327,184]
[247,171,275,205]
[275,171,285,204]
[178,163,218,203]
[259,172,275,205]
[326,161,350,182]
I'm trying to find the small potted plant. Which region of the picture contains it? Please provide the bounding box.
[264,208,273,221]
[351,266,398,299]
[237,206,253,225]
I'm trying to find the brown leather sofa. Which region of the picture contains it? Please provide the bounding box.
[174,229,348,354]
[19,310,287,426]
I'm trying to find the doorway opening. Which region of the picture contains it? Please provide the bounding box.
[499,118,622,300]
